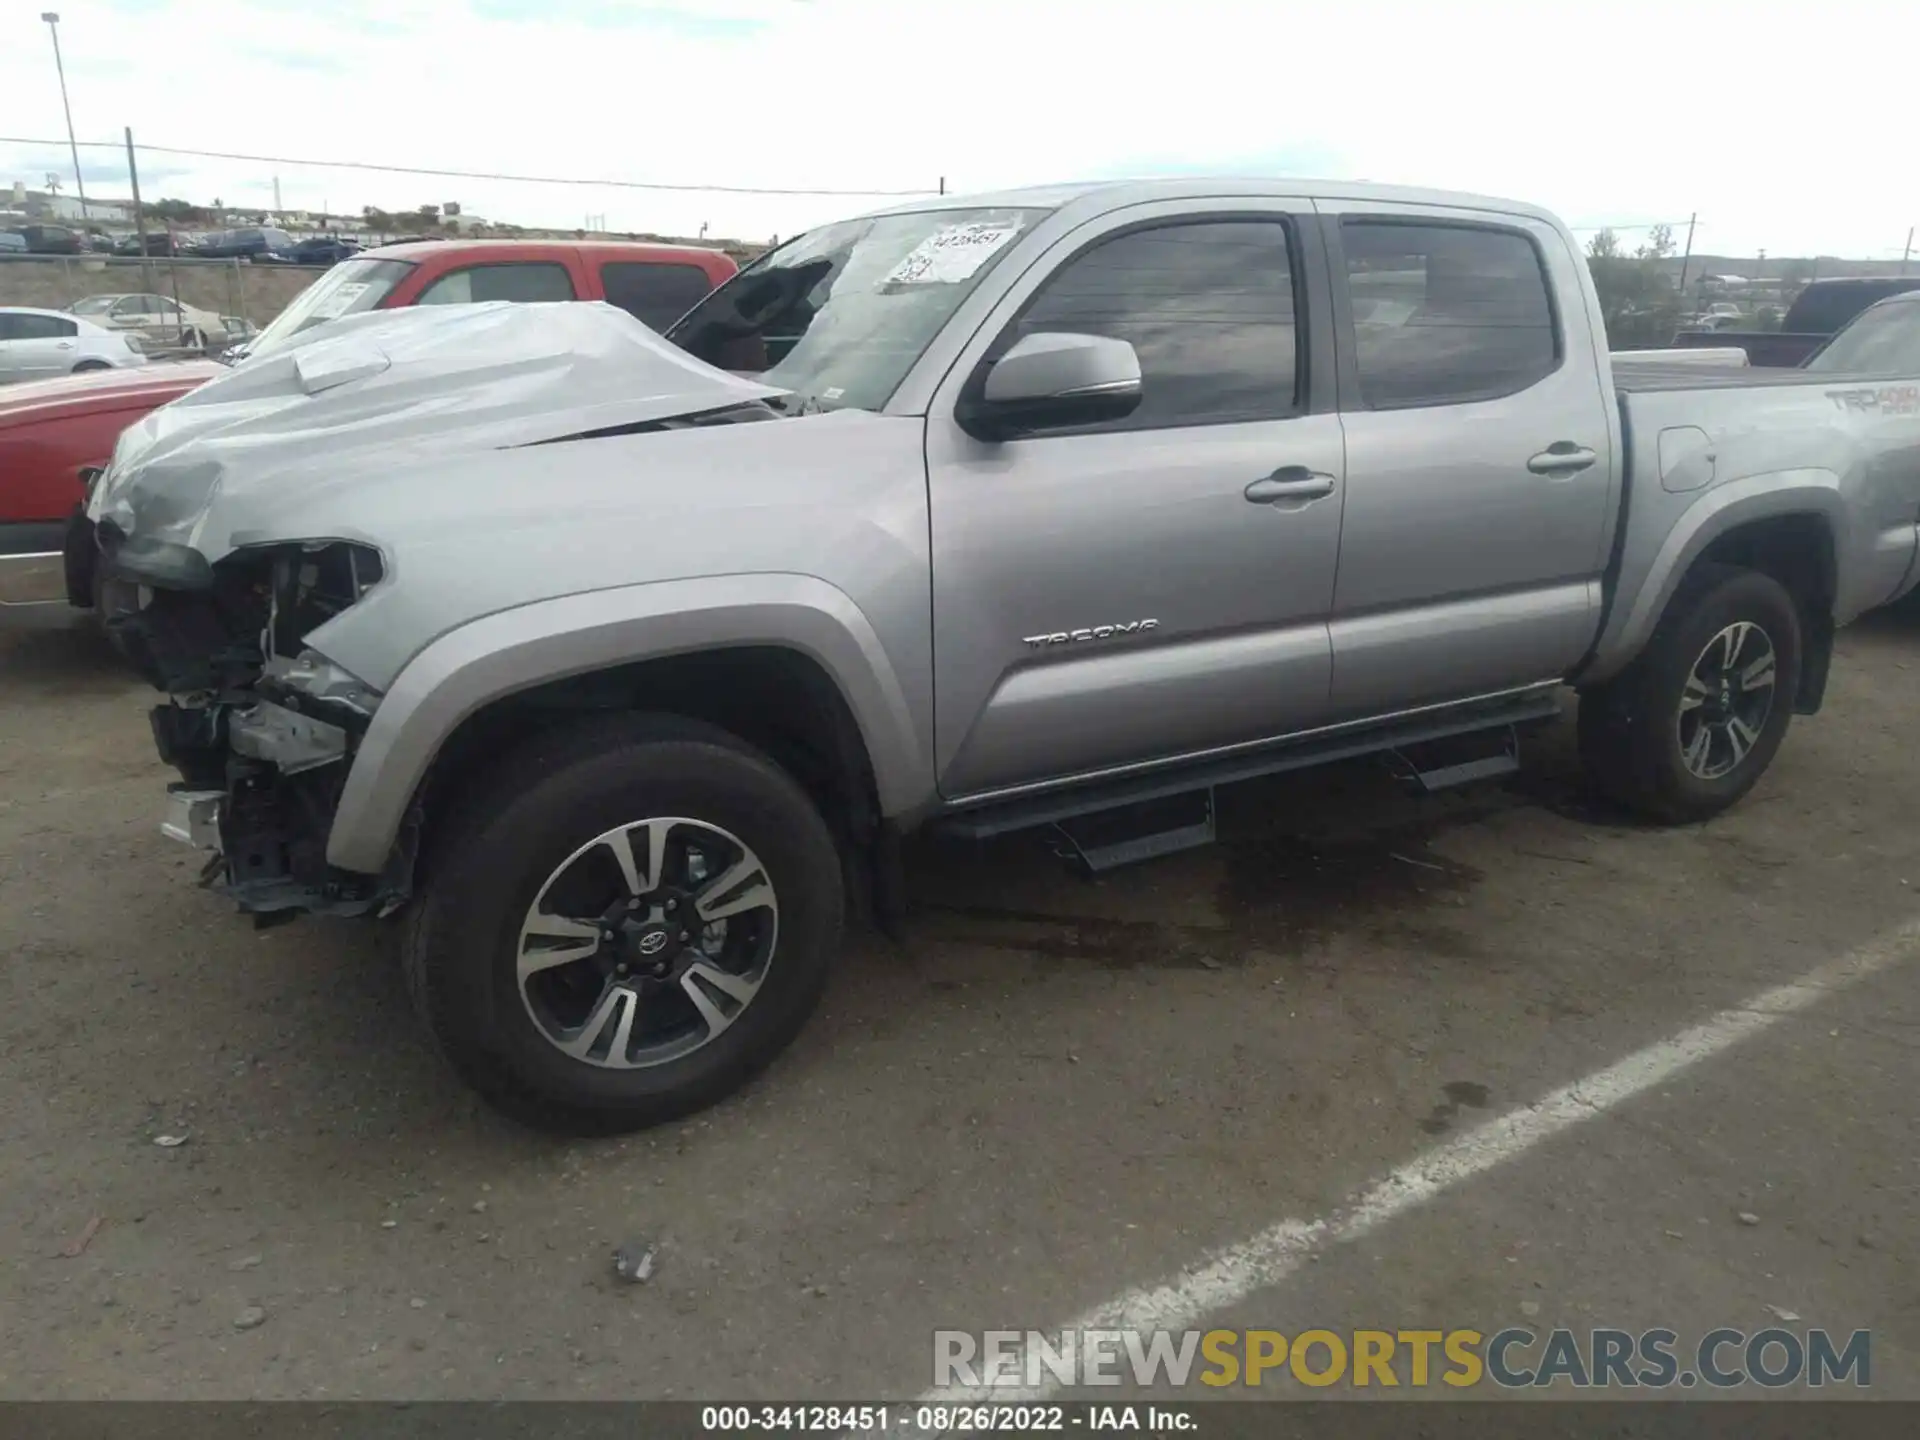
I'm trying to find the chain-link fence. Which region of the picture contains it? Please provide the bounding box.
[0,254,327,353]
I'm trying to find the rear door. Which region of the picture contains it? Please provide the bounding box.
[1319,203,1616,716]
[0,313,79,379]
[925,199,1347,799]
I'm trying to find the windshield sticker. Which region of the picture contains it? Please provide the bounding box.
[884,223,1021,285]
[310,281,372,320]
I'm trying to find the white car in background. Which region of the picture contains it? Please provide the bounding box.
[0,306,147,383]
[67,293,230,352]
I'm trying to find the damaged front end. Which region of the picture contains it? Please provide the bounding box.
[117,534,410,923]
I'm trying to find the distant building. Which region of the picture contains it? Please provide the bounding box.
[13,188,135,224]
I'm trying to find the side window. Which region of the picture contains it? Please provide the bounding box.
[599,261,717,331]
[0,315,18,341]
[1003,219,1300,432]
[11,313,76,339]
[417,263,577,306]
[1341,220,1558,409]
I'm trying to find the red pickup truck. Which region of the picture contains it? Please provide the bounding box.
[0,238,738,610]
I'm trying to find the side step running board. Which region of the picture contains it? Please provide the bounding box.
[935,688,1562,863]
[1384,726,1523,794]
[1047,791,1216,875]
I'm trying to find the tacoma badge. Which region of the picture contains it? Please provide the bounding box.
[1022,619,1160,648]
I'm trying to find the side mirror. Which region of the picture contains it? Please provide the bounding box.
[957,331,1142,441]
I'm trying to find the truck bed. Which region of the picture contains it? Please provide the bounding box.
[1596,362,1920,678]
[1610,360,1832,392]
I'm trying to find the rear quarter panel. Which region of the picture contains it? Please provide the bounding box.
[1585,378,1920,681]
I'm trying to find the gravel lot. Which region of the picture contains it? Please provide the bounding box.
[2,605,1916,1402]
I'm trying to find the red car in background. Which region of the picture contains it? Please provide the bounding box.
[0,238,738,611]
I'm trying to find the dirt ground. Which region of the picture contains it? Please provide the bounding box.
[1,605,1916,1403]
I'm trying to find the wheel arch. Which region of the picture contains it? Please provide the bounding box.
[1580,474,1841,706]
[324,575,929,877]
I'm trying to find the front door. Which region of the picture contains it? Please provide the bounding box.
[1320,203,1617,716]
[925,201,1346,800]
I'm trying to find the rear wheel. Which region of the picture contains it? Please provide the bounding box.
[1579,563,1801,822]
[402,714,843,1134]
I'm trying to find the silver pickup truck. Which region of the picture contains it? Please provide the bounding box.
[89,179,1920,1132]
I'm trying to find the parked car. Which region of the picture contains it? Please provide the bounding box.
[1672,276,1920,365]
[0,307,145,383]
[114,231,179,257]
[89,179,1920,1133]
[0,232,26,256]
[67,294,230,352]
[1610,285,1920,376]
[36,238,737,607]
[192,227,295,260]
[85,232,116,254]
[0,362,216,603]
[218,316,259,347]
[259,235,361,266]
[8,224,83,255]
[1802,288,1920,374]
[199,237,736,363]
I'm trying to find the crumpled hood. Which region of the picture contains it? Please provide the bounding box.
[90,300,782,563]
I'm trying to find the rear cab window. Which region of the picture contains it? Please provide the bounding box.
[1339,220,1560,408]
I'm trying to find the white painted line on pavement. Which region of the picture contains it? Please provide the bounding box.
[924,915,1920,1403]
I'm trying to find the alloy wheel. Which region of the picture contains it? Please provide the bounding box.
[515,817,778,1069]
[1676,620,1777,781]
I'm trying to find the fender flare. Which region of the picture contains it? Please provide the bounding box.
[1580,473,1843,686]
[323,573,927,874]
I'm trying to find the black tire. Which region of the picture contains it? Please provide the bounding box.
[62,507,97,609]
[1578,563,1802,823]
[71,359,111,372]
[402,713,843,1135]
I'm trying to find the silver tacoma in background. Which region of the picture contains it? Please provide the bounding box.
[89,179,1920,1132]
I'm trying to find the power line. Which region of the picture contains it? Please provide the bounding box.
[0,133,936,198]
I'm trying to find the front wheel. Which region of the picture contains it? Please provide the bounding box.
[402,714,844,1134]
[1579,563,1802,823]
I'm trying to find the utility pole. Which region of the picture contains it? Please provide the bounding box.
[1675,212,1696,306]
[124,126,154,295]
[1903,227,1914,277]
[41,12,89,223]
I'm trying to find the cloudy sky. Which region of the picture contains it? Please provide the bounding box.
[0,0,1912,259]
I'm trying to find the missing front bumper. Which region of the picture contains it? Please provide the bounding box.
[149,698,407,921]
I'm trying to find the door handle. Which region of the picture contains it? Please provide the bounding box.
[1244,467,1337,504]
[56,341,74,350]
[1527,443,1598,476]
